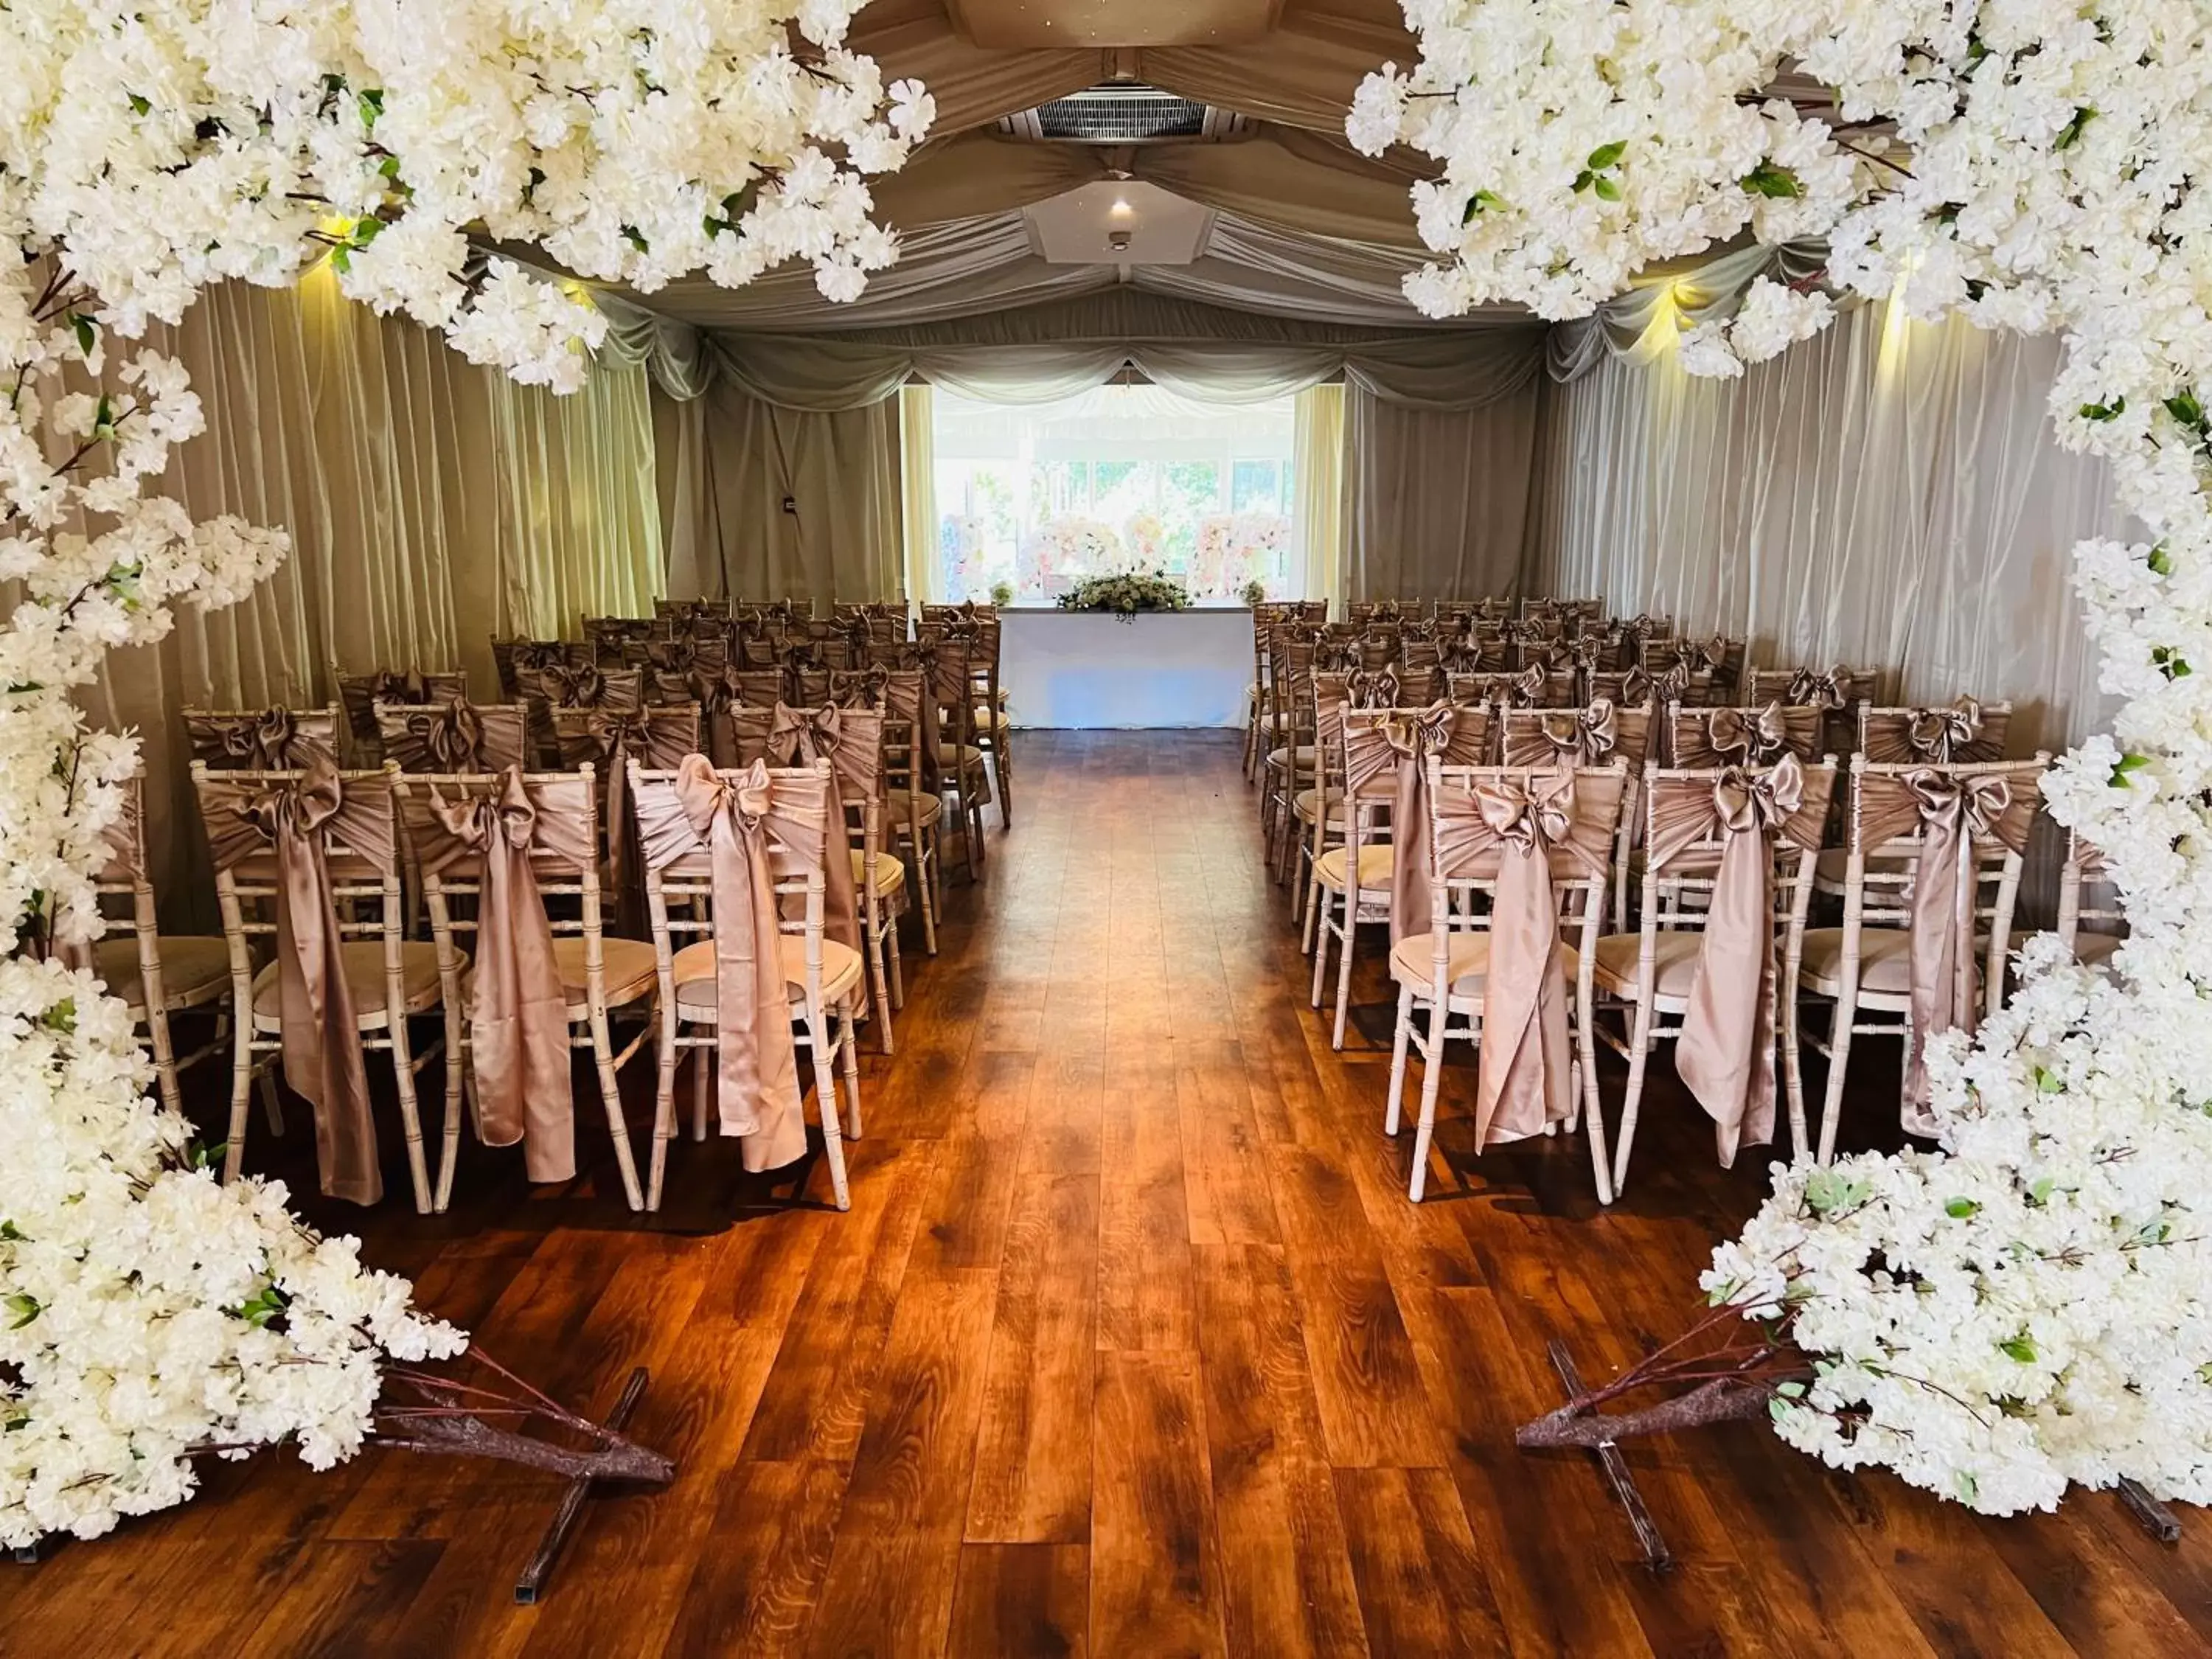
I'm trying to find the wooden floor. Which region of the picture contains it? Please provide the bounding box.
[4,731,2208,1658]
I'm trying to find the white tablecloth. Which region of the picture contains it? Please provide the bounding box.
[1001,608,1253,729]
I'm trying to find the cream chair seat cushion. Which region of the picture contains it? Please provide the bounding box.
[1798,926,1913,998]
[552,936,658,1010]
[1590,931,1707,1001]
[1388,931,1580,993]
[852,848,907,896]
[94,936,231,1015]
[1314,845,1394,890]
[891,790,945,827]
[668,935,866,1015]
[1266,745,1317,771]
[251,940,443,1030]
[1292,787,1346,825]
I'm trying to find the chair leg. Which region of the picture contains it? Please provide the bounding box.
[886,908,907,1009]
[223,1020,255,1186]
[808,1015,851,1212]
[1385,984,1416,1135]
[869,919,897,1057]
[1309,887,1334,1009]
[1331,901,1360,1052]
[1576,975,1613,1206]
[649,1006,679,1211]
[1409,996,1451,1203]
[1610,998,1655,1197]
[147,1004,183,1118]
[1815,992,1857,1166]
[434,1002,466,1212]
[1783,987,1809,1163]
[385,1015,434,1216]
[838,1001,864,1140]
[692,1039,712,1142]
[590,1003,644,1211]
[914,837,940,956]
[257,1067,285,1137]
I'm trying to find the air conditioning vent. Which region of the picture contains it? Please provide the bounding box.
[999,85,1247,145]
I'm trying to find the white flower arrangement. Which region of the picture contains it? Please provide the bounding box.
[1358,0,2212,1513]
[0,1,928,1546]
[1193,511,1290,597]
[1121,510,1168,570]
[1019,515,1124,591]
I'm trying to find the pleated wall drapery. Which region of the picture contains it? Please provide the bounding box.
[88,267,664,912]
[1527,293,2124,759]
[1344,380,1544,603]
[1293,383,1348,612]
[899,385,942,605]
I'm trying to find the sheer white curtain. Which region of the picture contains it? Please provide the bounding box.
[1346,382,1543,602]
[1293,383,1346,613]
[1531,296,2126,758]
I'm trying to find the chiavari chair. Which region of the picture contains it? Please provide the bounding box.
[1640,634,1745,703]
[1665,700,1824,769]
[1502,700,1655,932]
[336,669,468,763]
[2054,830,2124,972]
[492,638,588,702]
[1797,754,2048,1163]
[634,757,860,1213]
[1858,697,2011,764]
[374,700,530,774]
[184,704,344,772]
[1597,757,1837,1191]
[191,759,444,1212]
[395,765,654,1211]
[76,771,234,1117]
[1745,664,1881,757]
[1385,760,1628,1203]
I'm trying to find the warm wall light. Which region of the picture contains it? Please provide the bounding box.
[1107,197,1135,222]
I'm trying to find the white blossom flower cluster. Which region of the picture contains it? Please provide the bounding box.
[0,954,462,1548]
[1360,0,2212,1513]
[7,0,935,390]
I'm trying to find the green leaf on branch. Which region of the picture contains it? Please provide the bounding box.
[622,224,650,252]
[2054,106,2096,150]
[1999,1333,2038,1363]
[1742,163,1802,199]
[2078,396,2126,421]
[226,1284,291,1329]
[2149,542,2175,575]
[1461,189,1506,223]
[127,93,150,116]
[1945,1197,1981,1218]
[2034,1065,2064,1093]
[1586,140,1627,170]
[358,88,385,128]
[69,314,97,358]
[4,1293,39,1330]
[0,1220,23,1242]
[1571,169,1594,194]
[1804,1166,1872,1216]
[1955,1471,1979,1505]
[1775,1380,1807,1399]
[2165,390,2206,429]
[2028,1175,2059,1206]
[91,395,114,440]
[2110,752,2152,786]
[1593,175,1621,202]
[2153,646,2191,680]
[191,1140,227,1172]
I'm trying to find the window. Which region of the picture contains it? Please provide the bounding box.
[932,384,1298,602]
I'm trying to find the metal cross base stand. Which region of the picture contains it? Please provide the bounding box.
[514,1366,652,1604]
[2117,1478,2183,1544]
[1545,1340,1674,1574]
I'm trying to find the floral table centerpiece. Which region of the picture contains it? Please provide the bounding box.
[1054,570,1194,621]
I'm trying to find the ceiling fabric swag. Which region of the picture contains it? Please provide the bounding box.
[1546,241,1834,383]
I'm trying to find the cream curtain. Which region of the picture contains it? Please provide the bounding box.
[900,384,940,605]
[1528,295,2124,759]
[1293,383,1347,614]
[1344,382,1543,602]
[88,268,663,910]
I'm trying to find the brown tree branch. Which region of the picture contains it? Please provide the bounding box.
[1517,1377,1775,1449]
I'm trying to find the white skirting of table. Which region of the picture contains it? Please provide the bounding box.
[1001,608,1253,729]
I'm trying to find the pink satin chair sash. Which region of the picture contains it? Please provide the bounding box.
[1430,771,1611,1150]
[1674,700,1820,768]
[1858,766,2037,1118]
[1787,665,1854,709]
[1375,704,1488,945]
[1501,698,1645,769]
[1648,756,1831,1167]
[199,759,391,1206]
[420,769,577,1181]
[341,670,467,745]
[769,703,880,952]
[560,708,696,935]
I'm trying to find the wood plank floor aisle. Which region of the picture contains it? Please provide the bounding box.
[4,731,2206,1657]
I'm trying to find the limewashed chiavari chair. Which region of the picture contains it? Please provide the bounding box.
[1290,669,1389,924]
[492,638,587,703]
[76,771,233,1116]
[915,629,994,875]
[1597,756,1837,1191]
[554,703,700,938]
[1797,754,2048,1164]
[1385,760,1628,1203]
[1666,700,1824,770]
[336,669,467,763]
[184,704,343,772]
[633,757,860,1212]
[1641,633,1745,704]
[396,765,654,1211]
[850,667,942,956]
[191,758,443,1211]
[583,615,655,664]
[1859,696,2011,764]
[1308,703,1493,1049]
[1261,635,1319,862]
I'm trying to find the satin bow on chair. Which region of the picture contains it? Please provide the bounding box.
[511,642,568,674]
[1708,700,1791,764]
[830,666,891,709]
[1649,661,1693,705]
[648,637,700,675]
[1905,697,1984,762]
[202,757,384,1205]
[1661,754,1808,1167]
[398,700,487,771]
[1380,703,1464,945]
[671,756,804,1147]
[1346,667,1400,709]
[1898,767,2016,1121]
[195,708,316,771]
[1788,665,1854,709]
[366,669,440,705]
[1508,664,1551,706]
[543,664,612,707]
[1569,633,1605,672]
[1537,698,1620,765]
[1466,771,1583,1150]
[1674,635,1729,676]
[428,769,573,1181]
